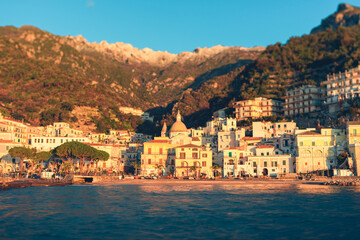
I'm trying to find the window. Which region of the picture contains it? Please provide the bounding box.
[148,159,151,164]
[305,162,307,166]
[229,152,232,157]
[148,148,151,154]
[283,160,286,165]
[192,148,198,151]
[272,161,278,167]
[354,129,357,136]
[202,154,207,158]
[192,153,198,159]
[267,152,269,156]
[312,141,315,146]
[253,161,257,167]
[159,159,162,164]
[180,153,186,159]
[202,161,206,167]
[284,124,287,128]
[6,146,9,150]
[264,161,267,167]
[159,148,163,154]
[261,153,264,156]
[299,141,303,146]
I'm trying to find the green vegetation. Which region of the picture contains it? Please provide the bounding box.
[9,147,35,172]
[2,23,360,133]
[52,141,109,174]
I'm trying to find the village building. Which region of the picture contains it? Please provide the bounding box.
[233,97,282,120]
[324,65,360,113]
[222,146,252,177]
[247,145,293,177]
[140,137,173,176]
[252,121,297,138]
[30,137,89,152]
[282,85,324,116]
[174,144,213,178]
[295,131,337,173]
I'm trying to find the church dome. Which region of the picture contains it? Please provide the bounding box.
[169,121,187,132]
[169,111,187,133]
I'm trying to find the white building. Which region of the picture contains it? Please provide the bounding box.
[31,137,89,151]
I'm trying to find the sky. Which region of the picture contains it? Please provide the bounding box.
[0,0,359,53]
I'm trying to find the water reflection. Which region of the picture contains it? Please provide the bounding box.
[1,185,360,239]
[139,184,216,193]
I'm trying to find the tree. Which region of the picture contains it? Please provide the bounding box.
[190,166,197,177]
[211,164,220,178]
[131,162,141,175]
[155,164,164,176]
[60,162,73,174]
[92,150,109,173]
[35,151,52,174]
[9,147,35,172]
[337,150,348,168]
[52,142,109,174]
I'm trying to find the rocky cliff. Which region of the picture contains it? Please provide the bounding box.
[311,3,360,34]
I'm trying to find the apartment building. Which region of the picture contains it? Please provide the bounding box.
[283,85,324,116]
[233,97,282,120]
[324,65,360,113]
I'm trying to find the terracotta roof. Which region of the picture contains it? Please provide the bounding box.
[242,137,262,140]
[348,121,360,125]
[229,146,246,151]
[297,131,321,136]
[175,144,200,148]
[257,145,274,149]
[191,137,200,141]
[149,140,169,143]
[0,139,14,143]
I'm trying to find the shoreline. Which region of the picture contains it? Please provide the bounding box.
[0,179,72,191]
[3,178,360,191]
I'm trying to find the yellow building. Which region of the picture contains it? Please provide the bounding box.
[174,144,213,178]
[347,121,360,145]
[233,97,282,120]
[141,137,173,176]
[347,122,360,176]
[321,128,346,154]
[295,131,337,173]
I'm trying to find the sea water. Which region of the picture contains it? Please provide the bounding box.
[1,184,360,239]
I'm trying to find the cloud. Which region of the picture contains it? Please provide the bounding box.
[87,0,95,8]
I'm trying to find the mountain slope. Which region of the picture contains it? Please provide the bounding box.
[0,25,262,131]
[172,4,360,129]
